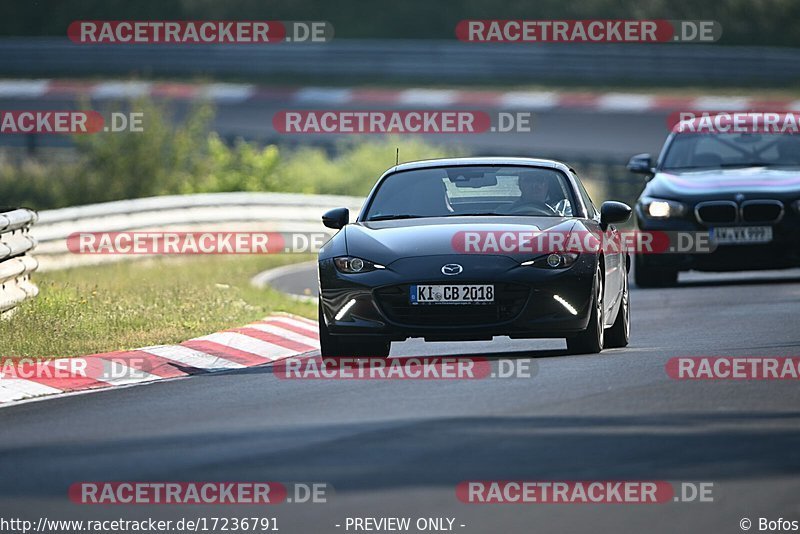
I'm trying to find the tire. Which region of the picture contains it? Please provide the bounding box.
[634,255,677,288]
[318,300,391,358]
[605,265,630,348]
[566,265,604,354]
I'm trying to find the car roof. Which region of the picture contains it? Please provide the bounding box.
[387,157,570,174]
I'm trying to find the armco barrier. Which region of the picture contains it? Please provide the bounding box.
[0,208,39,315]
[32,192,363,270]
[1,39,800,85]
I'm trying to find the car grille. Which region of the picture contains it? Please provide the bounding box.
[695,201,738,225]
[741,200,783,224]
[374,283,529,327]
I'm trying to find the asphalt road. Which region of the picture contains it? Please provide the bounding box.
[1,266,799,533]
[0,96,669,160]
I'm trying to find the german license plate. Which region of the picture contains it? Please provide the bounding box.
[410,284,494,304]
[711,226,773,244]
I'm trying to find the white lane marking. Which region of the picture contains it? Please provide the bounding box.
[499,91,558,110]
[0,379,63,403]
[691,96,751,110]
[265,317,318,334]
[0,79,49,98]
[245,323,320,348]
[138,345,244,370]
[201,83,255,103]
[596,93,656,112]
[195,331,297,359]
[293,87,353,104]
[398,89,457,106]
[91,81,153,99]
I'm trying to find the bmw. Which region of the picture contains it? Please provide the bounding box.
[628,117,800,287]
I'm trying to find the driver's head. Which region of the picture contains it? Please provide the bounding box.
[518,171,550,203]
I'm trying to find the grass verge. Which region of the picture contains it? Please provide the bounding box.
[0,255,315,359]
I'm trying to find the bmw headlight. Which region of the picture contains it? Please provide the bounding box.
[641,197,688,219]
[521,252,579,269]
[333,256,385,273]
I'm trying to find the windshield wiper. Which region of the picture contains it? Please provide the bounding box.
[717,162,774,168]
[665,162,781,171]
[664,161,779,171]
[367,214,426,221]
[445,212,504,217]
[662,165,715,170]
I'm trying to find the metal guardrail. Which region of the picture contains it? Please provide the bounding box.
[30,177,643,271]
[0,208,39,315]
[1,38,800,84]
[33,192,363,270]
[36,192,363,227]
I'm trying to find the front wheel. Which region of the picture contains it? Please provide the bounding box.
[605,265,630,348]
[318,300,391,357]
[566,265,604,354]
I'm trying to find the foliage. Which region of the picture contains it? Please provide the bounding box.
[0,98,459,209]
[2,0,799,47]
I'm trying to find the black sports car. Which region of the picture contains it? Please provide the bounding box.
[318,157,632,357]
[628,124,800,287]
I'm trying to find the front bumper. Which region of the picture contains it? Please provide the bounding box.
[636,204,800,272]
[319,254,596,342]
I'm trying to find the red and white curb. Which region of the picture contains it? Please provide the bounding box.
[0,313,318,407]
[2,79,798,113]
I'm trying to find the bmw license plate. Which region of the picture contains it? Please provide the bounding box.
[410,284,494,305]
[711,226,773,244]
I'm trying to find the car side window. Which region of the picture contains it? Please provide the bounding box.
[572,172,598,219]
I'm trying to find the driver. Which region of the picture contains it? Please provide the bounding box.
[506,171,553,213]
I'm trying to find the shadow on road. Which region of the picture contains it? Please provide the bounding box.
[2,411,799,497]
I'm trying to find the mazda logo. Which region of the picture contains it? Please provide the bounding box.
[441,264,463,275]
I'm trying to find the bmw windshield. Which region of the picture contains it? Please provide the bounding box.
[662,133,800,170]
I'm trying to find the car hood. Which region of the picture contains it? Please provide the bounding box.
[345,216,577,264]
[647,167,800,201]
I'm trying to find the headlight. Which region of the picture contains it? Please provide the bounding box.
[792,199,800,213]
[641,197,687,219]
[333,256,385,273]
[520,252,579,269]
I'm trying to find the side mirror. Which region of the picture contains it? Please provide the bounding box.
[626,153,653,175]
[600,201,632,230]
[322,207,349,229]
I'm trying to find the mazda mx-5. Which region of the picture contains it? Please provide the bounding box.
[317,157,632,356]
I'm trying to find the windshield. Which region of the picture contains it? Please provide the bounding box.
[363,165,577,221]
[662,133,800,170]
